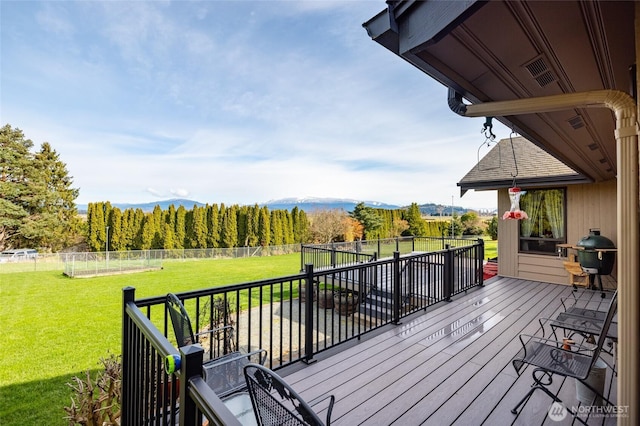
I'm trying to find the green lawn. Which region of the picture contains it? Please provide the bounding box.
[0,254,301,426]
[484,238,498,260]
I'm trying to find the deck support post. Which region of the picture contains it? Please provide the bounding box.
[444,245,453,302]
[303,263,316,364]
[478,238,485,287]
[392,251,402,324]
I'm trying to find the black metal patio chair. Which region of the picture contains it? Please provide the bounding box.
[166,293,267,398]
[244,363,335,426]
[539,290,618,371]
[166,293,237,359]
[511,290,617,424]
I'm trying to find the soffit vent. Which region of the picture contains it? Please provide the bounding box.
[587,143,598,150]
[523,55,557,88]
[568,115,585,129]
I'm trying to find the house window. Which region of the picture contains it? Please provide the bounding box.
[519,188,566,254]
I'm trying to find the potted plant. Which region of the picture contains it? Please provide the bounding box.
[334,291,359,316]
[318,290,334,309]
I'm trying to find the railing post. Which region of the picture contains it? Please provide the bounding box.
[396,237,400,252]
[411,236,415,253]
[478,238,485,287]
[121,287,135,426]
[444,244,453,302]
[179,345,205,426]
[393,252,402,324]
[303,263,316,364]
[331,242,336,268]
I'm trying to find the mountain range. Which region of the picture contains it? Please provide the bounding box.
[77,197,496,216]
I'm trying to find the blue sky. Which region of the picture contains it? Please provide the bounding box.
[1,0,507,210]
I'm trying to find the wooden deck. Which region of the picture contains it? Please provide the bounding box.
[277,277,618,426]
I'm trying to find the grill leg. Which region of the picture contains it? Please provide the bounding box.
[597,275,605,298]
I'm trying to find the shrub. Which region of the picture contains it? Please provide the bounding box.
[64,353,121,425]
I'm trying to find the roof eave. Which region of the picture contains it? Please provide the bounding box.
[458,174,594,196]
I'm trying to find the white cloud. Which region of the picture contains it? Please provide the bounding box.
[170,188,190,198]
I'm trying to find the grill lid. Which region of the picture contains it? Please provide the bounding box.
[576,229,616,275]
[576,229,615,251]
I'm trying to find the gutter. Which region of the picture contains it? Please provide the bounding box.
[447,88,636,126]
[448,87,639,418]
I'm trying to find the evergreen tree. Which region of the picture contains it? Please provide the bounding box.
[108,207,124,251]
[27,143,80,250]
[350,202,383,240]
[151,205,164,249]
[122,208,135,249]
[206,204,220,248]
[132,208,145,249]
[87,202,106,251]
[163,222,176,249]
[270,210,284,246]
[184,208,194,248]
[218,204,227,246]
[165,204,176,247]
[404,203,428,236]
[221,205,238,248]
[291,207,309,243]
[0,125,79,251]
[0,125,32,250]
[140,214,154,250]
[282,210,294,245]
[237,206,249,247]
[174,206,186,249]
[191,205,208,248]
[248,204,261,246]
[487,215,498,240]
[258,206,270,246]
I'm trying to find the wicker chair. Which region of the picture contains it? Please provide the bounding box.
[244,363,335,426]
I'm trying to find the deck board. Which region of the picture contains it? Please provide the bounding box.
[277,277,618,426]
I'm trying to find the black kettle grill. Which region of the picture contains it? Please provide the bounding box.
[576,229,616,296]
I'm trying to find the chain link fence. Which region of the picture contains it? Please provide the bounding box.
[0,244,303,275]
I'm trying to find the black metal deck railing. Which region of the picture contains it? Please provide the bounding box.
[122,239,484,425]
[300,236,478,270]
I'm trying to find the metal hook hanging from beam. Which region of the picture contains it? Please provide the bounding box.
[482,117,496,140]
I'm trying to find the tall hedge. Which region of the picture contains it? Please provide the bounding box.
[85,202,446,251]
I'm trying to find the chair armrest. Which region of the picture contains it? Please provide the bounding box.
[517,333,562,349]
[537,316,599,339]
[560,294,611,311]
[306,394,335,426]
[518,333,595,355]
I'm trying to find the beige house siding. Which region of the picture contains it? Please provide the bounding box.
[497,180,617,285]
